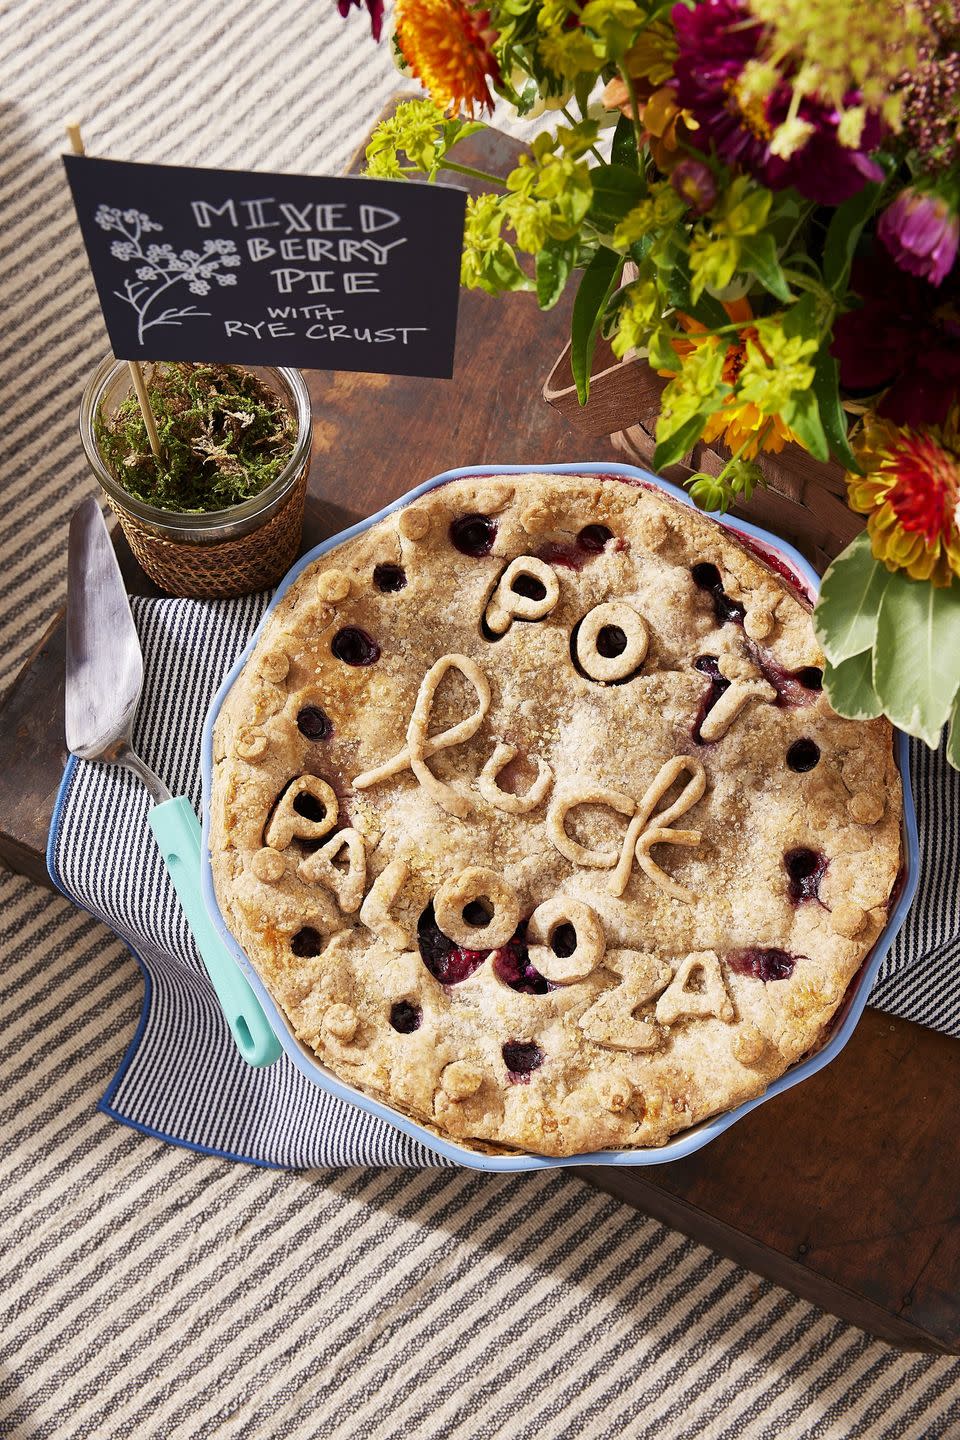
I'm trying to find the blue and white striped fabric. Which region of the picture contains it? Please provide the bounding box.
[47,595,960,1170]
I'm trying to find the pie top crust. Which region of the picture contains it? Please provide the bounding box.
[209,472,903,1157]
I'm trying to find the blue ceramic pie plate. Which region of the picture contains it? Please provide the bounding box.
[199,462,919,1171]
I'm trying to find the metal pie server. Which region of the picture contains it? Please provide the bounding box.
[65,496,281,1067]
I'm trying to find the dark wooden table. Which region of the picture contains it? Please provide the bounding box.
[3,121,959,1356]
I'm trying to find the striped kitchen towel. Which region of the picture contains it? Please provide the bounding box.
[47,594,960,1169]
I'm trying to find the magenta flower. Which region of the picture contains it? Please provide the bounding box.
[670,0,885,205]
[337,0,384,41]
[877,188,959,287]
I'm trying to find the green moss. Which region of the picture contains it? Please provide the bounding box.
[95,362,296,514]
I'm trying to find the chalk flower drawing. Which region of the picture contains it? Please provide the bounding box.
[94,206,241,346]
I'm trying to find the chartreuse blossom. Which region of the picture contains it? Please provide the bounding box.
[503,133,593,247]
[364,99,483,178]
[460,193,531,294]
[743,0,926,138]
[688,176,774,301]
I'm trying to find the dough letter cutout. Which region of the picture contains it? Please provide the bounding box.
[360,860,412,950]
[298,828,367,913]
[353,654,491,818]
[478,743,553,815]
[579,951,673,1052]
[485,556,560,636]
[654,951,735,1025]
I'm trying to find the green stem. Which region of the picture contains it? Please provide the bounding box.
[617,65,647,194]
[560,105,606,166]
[437,159,509,188]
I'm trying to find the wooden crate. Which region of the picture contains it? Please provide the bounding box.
[543,338,863,575]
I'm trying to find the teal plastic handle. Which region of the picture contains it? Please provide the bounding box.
[148,796,282,1068]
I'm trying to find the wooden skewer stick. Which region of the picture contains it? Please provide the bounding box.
[66,119,164,466]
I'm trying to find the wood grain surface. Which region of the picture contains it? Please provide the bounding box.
[1,115,958,1355]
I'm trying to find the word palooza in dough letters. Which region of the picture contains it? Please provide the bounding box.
[63,155,467,378]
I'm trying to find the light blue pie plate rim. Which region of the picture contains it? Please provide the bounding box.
[199,461,919,1172]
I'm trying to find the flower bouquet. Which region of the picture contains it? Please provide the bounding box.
[341,0,960,765]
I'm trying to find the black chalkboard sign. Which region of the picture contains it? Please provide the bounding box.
[63,155,467,378]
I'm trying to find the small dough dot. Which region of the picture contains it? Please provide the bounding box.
[592,1074,633,1114]
[831,900,867,937]
[399,509,430,541]
[519,502,551,535]
[251,848,285,883]
[442,1061,483,1100]
[323,1003,358,1042]
[848,792,884,824]
[258,651,290,684]
[744,607,774,641]
[317,569,351,603]
[236,728,268,762]
[733,1023,767,1067]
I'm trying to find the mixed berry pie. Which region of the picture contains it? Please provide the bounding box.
[210,472,903,1156]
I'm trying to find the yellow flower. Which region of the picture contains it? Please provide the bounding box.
[847,416,960,585]
[395,0,500,117]
[702,402,792,459]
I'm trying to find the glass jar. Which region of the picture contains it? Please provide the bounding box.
[79,358,312,598]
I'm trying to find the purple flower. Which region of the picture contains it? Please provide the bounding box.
[671,157,718,215]
[671,0,885,205]
[877,187,959,287]
[336,0,383,41]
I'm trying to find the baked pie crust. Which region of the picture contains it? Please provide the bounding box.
[210,472,903,1157]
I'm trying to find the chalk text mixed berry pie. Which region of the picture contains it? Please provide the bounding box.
[210,473,902,1156]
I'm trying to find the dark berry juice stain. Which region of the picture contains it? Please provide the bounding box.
[417,902,487,985]
[502,1040,544,1083]
[293,791,327,823]
[451,514,497,557]
[787,737,820,772]
[596,625,627,658]
[692,655,730,744]
[291,926,325,957]
[784,847,828,903]
[578,524,613,553]
[331,627,380,666]
[296,705,333,741]
[512,573,547,601]
[492,922,550,996]
[373,562,407,593]
[748,644,823,707]
[690,562,746,625]
[727,948,798,981]
[389,1001,422,1033]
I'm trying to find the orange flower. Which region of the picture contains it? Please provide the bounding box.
[847,417,960,585]
[662,298,795,458]
[395,0,500,118]
[601,81,698,172]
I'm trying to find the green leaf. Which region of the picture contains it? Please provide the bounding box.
[874,572,960,747]
[812,346,859,471]
[784,387,829,461]
[823,182,883,294]
[653,412,706,470]
[536,240,574,310]
[655,241,728,328]
[588,163,646,231]
[782,291,819,343]
[947,691,960,771]
[823,650,884,720]
[814,531,891,664]
[571,246,623,406]
[738,233,792,303]
[611,113,638,171]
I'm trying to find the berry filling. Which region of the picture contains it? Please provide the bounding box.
[373,562,407,593]
[417,902,487,985]
[492,923,551,995]
[293,791,327,823]
[296,705,333,741]
[331,627,380,666]
[691,562,746,626]
[596,625,627,658]
[551,922,577,958]
[751,648,823,707]
[512,574,547,601]
[727,947,798,981]
[389,1001,422,1033]
[784,847,828,903]
[451,514,497,557]
[577,524,614,553]
[787,737,821,772]
[291,926,325,957]
[692,655,730,744]
[502,1040,544,1082]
